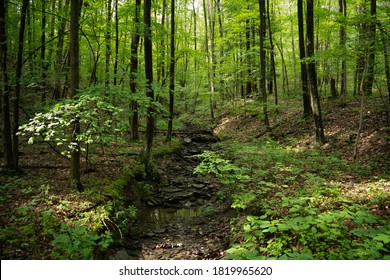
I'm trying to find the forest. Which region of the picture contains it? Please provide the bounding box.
[0,0,389,260]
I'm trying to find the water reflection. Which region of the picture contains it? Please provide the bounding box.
[138,207,202,230]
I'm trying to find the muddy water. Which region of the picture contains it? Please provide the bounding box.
[137,206,202,232]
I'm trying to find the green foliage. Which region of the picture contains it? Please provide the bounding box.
[227,209,389,260]
[194,151,260,209]
[194,151,251,185]
[18,85,130,158]
[212,138,390,260]
[51,224,113,260]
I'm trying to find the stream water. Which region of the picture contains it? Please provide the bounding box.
[111,126,227,260]
[137,206,203,231]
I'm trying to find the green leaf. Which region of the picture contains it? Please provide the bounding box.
[374,233,390,244]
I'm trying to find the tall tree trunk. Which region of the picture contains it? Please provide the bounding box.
[339,0,347,107]
[216,0,224,99]
[208,0,216,120]
[166,0,175,142]
[364,0,376,95]
[192,0,198,113]
[157,0,167,85]
[245,18,252,97]
[0,0,13,171]
[144,0,155,176]
[298,0,311,117]
[113,0,119,86]
[202,0,213,119]
[130,0,141,140]
[267,0,277,105]
[307,0,325,145]
[40,0,46,101]
[54,0,70,99]
[259,0,270,131]
[105,0,112,86]
[377,22,390,104]
[69,0,83,191]
[12,0,29,171]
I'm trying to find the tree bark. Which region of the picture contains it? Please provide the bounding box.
[207,0,216,120]
[54,0,70,99]
[363,0,376,95]
[298,0,312,117]
[377,22,390,104]
[339,0,347,107]
[166,0,175,142]
[105,0,112,86]
[259,0,270,131]
[267,0,277,105]
[12,0,29,171]
[0,0,13,171]
[69,0,83,191]
[40,0,47,101]
[144,0,155,176]
[113,0,119,86]
[130,0,141,140]
[306,0,325,145]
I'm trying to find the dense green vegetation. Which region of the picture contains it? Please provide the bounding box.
[1,0,389,259]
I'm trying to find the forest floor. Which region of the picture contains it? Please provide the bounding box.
[0,96,389,259]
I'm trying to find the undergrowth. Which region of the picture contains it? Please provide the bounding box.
[194,139,390,260]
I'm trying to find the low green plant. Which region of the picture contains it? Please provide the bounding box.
[51,224,113,260]
[227,208,390,260]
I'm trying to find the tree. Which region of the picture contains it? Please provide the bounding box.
[364,0,376,96]
[130,0,141,140]
[298,0,311,117]
[207,0,216,120]
[166,0,176,142]
[306,0,325,145]
[144,0,155,176]
[267,0,277,105]
[69,0,83,191]
[54,0,70,99]
[1,0,13,171]
[105,0,113,86]
[339,0,347,107]
[259,0,270,131]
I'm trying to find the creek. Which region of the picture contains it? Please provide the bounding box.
[112,126,231,260]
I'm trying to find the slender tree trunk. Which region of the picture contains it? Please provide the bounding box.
[166,0,175,142]
[245,18,252,97]
[377,22,390,104]
[69,0,83,191]
[259,0,270,131]
[157,0,166,85]
[208,0,216,120]
[339,0,347,107]
[202,0,213,119]
[216,0,224,99]
[192,0,199,113]
[298,0,312,117]
[113,0,119,86]
[130,0,141,140]
[267,0,277,105]
[54,0,70,99]
[1,0,13,171]
[105,0,112,86]
[364,0,376,95]
[144,0,155,176]
[276,40,289,96]
[12,0,29,171]
[307,0,325,145]
[40,0,46,101]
